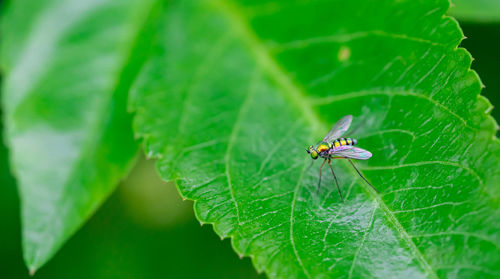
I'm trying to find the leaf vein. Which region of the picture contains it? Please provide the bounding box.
[270,30,446,52]
[224,69,259,226]
[309,89,475,131]
[393,201,469,214]
[411,231,500,251]
[348,203,377,279]
[289,157,312,279]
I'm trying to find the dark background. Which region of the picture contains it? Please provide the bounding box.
[0,21,498,279]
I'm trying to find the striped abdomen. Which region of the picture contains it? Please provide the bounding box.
[333,138,357,148]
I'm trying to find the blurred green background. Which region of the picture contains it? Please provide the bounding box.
[0,14,498,279]
[460,24,500,124]
[0,128,263,278]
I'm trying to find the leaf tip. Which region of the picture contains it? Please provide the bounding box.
[29,267,37,276]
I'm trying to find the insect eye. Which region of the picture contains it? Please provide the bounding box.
[311,151,318,160]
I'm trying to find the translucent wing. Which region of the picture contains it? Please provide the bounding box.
[329,146,372,160]
[322,115,353,142]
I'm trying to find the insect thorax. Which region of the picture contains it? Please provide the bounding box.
[315,142,330,153]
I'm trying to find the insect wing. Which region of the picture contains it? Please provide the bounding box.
[322,115,353,142]
[330,146,372,160]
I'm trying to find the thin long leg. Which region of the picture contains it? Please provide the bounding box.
[328,158,344,203]
[317,159,327,193]
[347,158,379,193]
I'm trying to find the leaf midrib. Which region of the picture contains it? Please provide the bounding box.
[214,0,441,277]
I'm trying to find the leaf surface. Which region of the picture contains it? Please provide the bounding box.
[131,0,500,278]
[1,0,156,271]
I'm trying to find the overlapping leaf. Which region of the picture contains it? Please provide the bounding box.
[131,0,500,278]
[1,0,156,271]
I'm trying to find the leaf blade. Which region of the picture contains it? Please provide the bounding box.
[1,0,157,271]
[131,0,500,278]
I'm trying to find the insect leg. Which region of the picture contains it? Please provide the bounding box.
[328,158,344,203]
[317,159,327,193]
[347,158,379,193]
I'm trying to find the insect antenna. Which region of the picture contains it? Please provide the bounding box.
[327,159,344,203]
[347,158,379,193]
[317,159,327,193]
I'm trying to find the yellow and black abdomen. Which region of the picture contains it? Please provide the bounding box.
[333,137,357,148]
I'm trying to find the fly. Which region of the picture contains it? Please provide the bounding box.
[306,115,378,202]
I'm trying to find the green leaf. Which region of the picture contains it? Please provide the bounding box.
[1,0,156,272]
[131,0,500,278]
[449,0,500,22]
